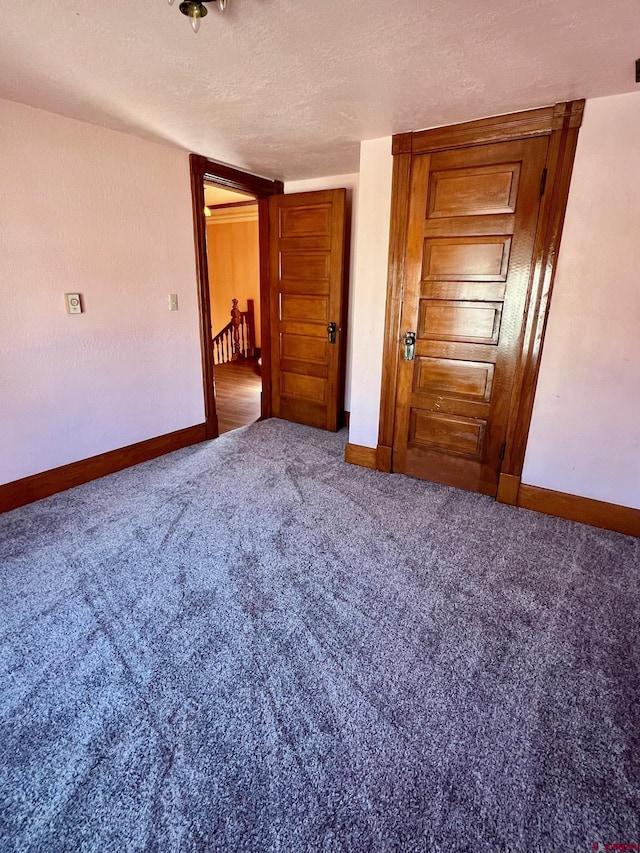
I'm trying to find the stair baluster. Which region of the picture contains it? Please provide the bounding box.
[212,297,257,365]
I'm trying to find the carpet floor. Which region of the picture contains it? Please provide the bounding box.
[1,419,639,852]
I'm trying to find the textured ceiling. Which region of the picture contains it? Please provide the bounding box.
[1,0,639,180]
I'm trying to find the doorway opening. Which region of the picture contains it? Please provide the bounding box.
[189,154,284,440]
[190,155,350,438]
[204,183,261,434]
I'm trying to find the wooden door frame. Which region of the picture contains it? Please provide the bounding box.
[375,100,585,503]
[189,154,284,439]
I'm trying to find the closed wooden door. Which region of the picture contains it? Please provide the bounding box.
[268,189,348,431]
[393,137,549,495]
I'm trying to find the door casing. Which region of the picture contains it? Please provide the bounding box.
[376,101,584,504]
[189,155,284,439]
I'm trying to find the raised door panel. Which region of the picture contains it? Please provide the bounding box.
[280,294,329,322]
[410,411,487,458]
[269,190,347,431]
[428,163,520,218]
[414,357,495,403]
[281,372,327,403]
[419,301,503,345]
[280,251,331,284]
[422,237,512,281]
[281,334,328,363]
[392,136,549,494]
[280,204,332,238]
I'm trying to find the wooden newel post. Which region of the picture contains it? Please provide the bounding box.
[230,298,241,360]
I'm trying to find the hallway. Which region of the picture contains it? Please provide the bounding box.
[213,358,262,435]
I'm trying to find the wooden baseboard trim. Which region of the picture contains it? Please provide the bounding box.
[497,473,521,506]
[0,423,208,514]
[518,484,640,538]
[375,444,393,473]
[344,443,377,469]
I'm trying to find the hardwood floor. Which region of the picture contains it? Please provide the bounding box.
[213,358,262,435]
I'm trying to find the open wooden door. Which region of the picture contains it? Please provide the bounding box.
[267,189,348,431]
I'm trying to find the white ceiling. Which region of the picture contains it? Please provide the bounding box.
[1,0,639,181]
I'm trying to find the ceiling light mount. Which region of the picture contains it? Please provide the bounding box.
[168,0,227,34]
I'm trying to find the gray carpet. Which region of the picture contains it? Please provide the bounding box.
[1,419,639,853]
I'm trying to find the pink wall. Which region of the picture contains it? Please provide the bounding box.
[522,91,640,509]
[4,92,638,510]
[0,98,204,485]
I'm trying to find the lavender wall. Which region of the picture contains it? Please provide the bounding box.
[0,99,205,485]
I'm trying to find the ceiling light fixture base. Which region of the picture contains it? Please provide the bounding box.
[171,0,228,33]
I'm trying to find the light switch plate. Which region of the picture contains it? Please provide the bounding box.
[65,293,82,314]
[168,294,179,311]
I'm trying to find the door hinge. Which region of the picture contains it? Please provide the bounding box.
[499,441,507,462]
[539,168,548,197]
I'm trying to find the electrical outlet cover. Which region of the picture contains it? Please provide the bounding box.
[65,293,82,314]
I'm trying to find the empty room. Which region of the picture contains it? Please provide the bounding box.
[1,1,639,851]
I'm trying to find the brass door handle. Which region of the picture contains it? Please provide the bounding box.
[328,322,337,344]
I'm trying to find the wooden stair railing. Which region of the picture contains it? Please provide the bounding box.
[212,299,256,365]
